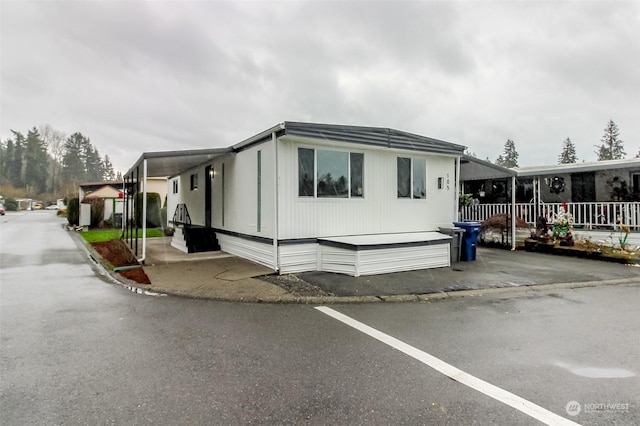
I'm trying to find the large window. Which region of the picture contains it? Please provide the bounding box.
[397,157,426,199]
[298,148,364,198]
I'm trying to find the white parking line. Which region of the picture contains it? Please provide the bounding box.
[315,306,579,426]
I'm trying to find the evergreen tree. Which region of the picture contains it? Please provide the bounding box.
[62,132,89,184]
[103,155,116,180]
[0,139,13,182]
[84,145,104,182]
[495,139,519,168]
[558,137,577,164]
[23,127,49,194]
[8,131,25,188]
[595,119,625,160]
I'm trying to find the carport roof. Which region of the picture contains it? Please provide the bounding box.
[460,155,517,181]
[126,148,233,178]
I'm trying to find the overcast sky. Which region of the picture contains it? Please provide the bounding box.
[2,0,639,172]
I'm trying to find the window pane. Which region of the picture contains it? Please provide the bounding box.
[298,148,314,197]
[350,153,364,197]
[317,150,348,198]
[413,158,426,199]
[397,157,411,198]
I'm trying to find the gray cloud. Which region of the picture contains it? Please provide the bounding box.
[2,0,638,171]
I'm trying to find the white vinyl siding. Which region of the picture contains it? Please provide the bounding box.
[279,138,457,239]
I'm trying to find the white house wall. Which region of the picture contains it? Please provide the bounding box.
[276,136,458,239]
[167,177,180,227]
[173,167,206,226]
[211,141,276,239]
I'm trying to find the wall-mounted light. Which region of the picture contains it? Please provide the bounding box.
[209,167,215,179]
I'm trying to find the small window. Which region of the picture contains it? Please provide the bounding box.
[350,153,364,197]
[397,157,426,199]
[298,148,314,197]
[190,173,198,190]
[172,180,179,194]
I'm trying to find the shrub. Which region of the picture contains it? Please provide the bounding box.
[86,198,105,227]
[135,192,162,228]
[4,198,18,211]
[67,198,80,225]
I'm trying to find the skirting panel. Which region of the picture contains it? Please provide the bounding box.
[278,243,319,274]
[217,234,276,271]
[319,244,449,277]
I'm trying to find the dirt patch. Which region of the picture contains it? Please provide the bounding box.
[258,273,334,297]
[91,239,151,285]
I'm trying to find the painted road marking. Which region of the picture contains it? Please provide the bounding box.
[315,306,579,426]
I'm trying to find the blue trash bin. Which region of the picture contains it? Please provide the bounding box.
[452,221,481,261]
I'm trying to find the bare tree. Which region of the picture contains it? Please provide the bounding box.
[39,124,66,192]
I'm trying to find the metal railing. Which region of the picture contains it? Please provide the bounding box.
[172,203,192,227]
[460,201,640,230]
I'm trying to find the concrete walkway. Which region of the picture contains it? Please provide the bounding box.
[132,237,639,303]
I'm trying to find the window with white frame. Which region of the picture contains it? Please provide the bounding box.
[190,173,198,190]
[397,157,426,199]
[298,148,364,198]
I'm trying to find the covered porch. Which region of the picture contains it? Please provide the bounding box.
[123,148,232,263]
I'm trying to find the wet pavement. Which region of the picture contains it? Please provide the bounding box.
[121,236,640,303]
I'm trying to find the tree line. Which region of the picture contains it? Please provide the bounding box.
[490,119,638,168]
[0,124,121,205]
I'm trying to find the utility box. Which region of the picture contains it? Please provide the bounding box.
[438,226,464,263]
[452,221,481,261]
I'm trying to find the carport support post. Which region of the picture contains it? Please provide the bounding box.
[511,175,516,250]
[140,158,148,264]
[455,157,461,222]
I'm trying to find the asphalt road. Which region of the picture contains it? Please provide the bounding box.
[1,212,638,425]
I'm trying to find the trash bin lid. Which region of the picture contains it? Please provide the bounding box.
[453,221,481,228]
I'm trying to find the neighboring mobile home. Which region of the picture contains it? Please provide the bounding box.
[460,157,640,230]
[125,122,465,276]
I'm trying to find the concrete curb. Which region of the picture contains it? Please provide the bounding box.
[68,228,638,304]
[140,277,638,304]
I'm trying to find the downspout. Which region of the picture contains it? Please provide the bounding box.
[139,158,148,264]
[272,129,280,273]
[511,175,516,250]
[455,157,461,222]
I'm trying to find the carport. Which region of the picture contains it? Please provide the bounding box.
[124,147,232,263]
[459,155,518,250]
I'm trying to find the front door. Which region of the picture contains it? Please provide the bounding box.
[205,165,212,227]
[571,172,596,202]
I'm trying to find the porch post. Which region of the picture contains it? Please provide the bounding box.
[511,175,516,250]
[455,157,461,222]
[140,158,148,264]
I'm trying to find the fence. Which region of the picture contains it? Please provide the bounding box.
[460,202,640,230]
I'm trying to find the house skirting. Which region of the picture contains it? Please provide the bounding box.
[217,231,451,277]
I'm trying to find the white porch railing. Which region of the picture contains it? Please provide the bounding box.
[460,202,640,230]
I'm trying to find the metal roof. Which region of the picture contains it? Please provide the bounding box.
[126,122,465,178]
[125,148,233,178]
[281,121,465,155]
[514,158,640,177]
[460,155,517,180]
